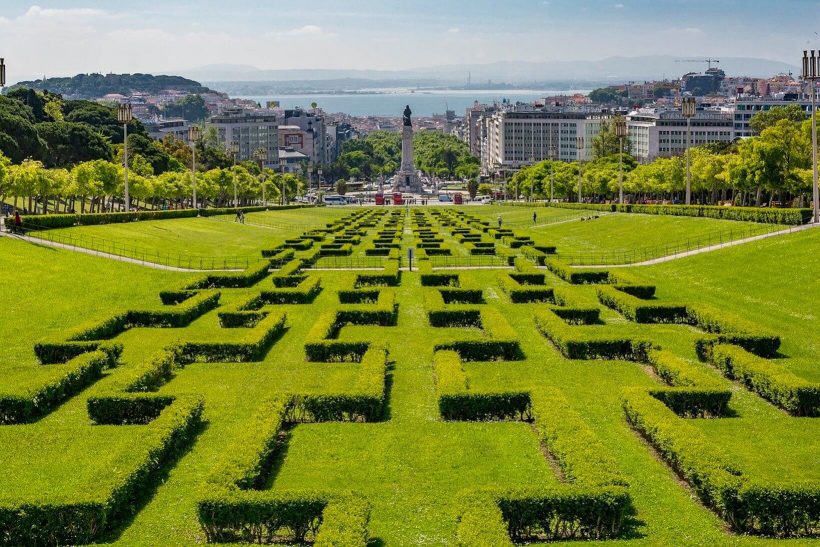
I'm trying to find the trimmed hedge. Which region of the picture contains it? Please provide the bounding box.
[434,351,531,421]
[497,273,554,304]
[596,286,687,324]
[87,393,175,425]
[688,304,781,359]
[354,260,400,288]
[0,346,120,424]
[622,388,820,536]
[291,346,387,422]
[187,261,271,289]
[435,308,523,361]
[546,259,610,285]
[180,311,287,363]
[709,344,820,417]
[0,396,203,545]
[535,308,652,361]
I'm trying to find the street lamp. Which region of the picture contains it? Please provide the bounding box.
[549,144,557,203]
[254,148,268,205]
[615,117,628,204]
[229,141,239,208]
[576,135,585,203]
[117,103,133,212]
[189,126,201,209]
[317,168,323,191]
[803,50,820,224]
[681,96,697,206]
[0,58,6,95]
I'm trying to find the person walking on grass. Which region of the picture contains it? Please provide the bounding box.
[235,210,241,223]
[533,211,537,225]
[497,215,503,229]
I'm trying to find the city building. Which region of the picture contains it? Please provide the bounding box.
[479,108,612,175]
[207,108,279,168]
[627,109,734,162]
[145,118,191,143]
[283,108,327,165]
[733,95,813,138]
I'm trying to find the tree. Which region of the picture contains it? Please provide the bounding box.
[0,96,47,163]
[589,87,625,104]
[467,178,479,199]
[335,179,348,195]
[37,122,113,167]
[478,183,493,196]
[592,117,631,159]
[162,95,209,122]
[749,104,807,135]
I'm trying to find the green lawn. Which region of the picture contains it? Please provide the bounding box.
[0,209,817,545]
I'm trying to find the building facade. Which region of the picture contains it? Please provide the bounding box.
[733,96,813,138]
[627,109,734,163]
[479,109,611,175]
[208,108,279,168]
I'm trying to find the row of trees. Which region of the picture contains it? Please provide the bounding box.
[507,106,815,207]
[0,154,305,215]
[328,130,480,181]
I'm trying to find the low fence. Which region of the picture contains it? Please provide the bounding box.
[557,223,796,266]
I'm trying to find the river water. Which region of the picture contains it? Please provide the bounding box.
[234,89,591,117]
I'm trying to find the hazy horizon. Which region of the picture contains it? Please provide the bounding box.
[0,1,814,84]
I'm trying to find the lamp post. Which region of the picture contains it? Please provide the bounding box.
[615,117,627,204]
[254,148,268,205]
[0,58,6,95]
[549,145,557,203]
[803,50,820,224]
[681,96,696,205]
[281,164,287,206]
[576,135,585,203]
[189,126,201,209]
[229,141,239,208]
[317,168,323,191]
[117,103,133,212]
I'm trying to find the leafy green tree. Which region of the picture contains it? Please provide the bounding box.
[466,178,479,198]
[37,122,112,167]
[335,179,348,195]
[592,117,631,159]
[749,104,807,135]
[162,95,209,122]
[0,96,47,163]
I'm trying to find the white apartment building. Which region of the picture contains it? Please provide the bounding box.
[208,108,279,168]
[627,110,734,163]
[480,110,611,174]
[146,118,191,143]
[733,97,813,138]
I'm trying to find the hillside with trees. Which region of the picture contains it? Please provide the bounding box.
[9,73,213,99]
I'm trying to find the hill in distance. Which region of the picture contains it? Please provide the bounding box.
[9,73,214,100]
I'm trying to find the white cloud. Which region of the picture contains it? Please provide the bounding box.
[614,3,625,8]
[268,25,334,38]
[447,27,461,33]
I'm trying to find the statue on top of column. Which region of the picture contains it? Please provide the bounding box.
[403,105,412,127]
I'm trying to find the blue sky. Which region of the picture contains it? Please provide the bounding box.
[0,1,815,81]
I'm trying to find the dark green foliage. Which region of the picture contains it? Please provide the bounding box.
[180,312,287,363]
[650,388,732,418]
[546,260,611,284]
[551,203,811,225]
[187,262,270,289]
[597,286,688,323]
[87,394,175,425]
[36,121,113,167]
[535,309,652,361]
[13,73,211,99]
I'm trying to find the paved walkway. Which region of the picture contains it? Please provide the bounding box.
[575,222,819,268]
[0,231,239,272]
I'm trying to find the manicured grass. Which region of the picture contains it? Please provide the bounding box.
[0,209,817,545]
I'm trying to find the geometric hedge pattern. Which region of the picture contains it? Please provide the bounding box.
[0,207,817,544]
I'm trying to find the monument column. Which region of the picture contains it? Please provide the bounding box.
[393,105,422,193]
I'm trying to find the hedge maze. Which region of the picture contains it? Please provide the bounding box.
[1,207,818,545]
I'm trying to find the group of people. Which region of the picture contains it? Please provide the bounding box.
[234,210,246,224]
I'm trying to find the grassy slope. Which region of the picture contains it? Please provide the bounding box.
[37,207,349,264]
[0,212,817,545]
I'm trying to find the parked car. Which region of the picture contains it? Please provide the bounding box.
[438,193,452,203]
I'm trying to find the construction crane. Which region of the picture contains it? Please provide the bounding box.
[676,58,721,70]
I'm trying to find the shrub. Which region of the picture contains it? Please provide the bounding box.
[0,347,119,424]
[0,396,203,545]
[187,261,271,289]
[709,344,820,417]
[180,311,287,363]
[535,309,652,361]
[596,286,688,323]
[546,259,610,284]
[550,202,811,225]
[497,274,554,304]
[87,393,175,425]
[649,388,732,418]
[688,304,780,358]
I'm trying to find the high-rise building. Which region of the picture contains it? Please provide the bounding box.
[733,96,813,138]
[208,108,279,168]
[284,109,327,165]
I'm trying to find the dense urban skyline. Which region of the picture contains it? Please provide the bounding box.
[1,1,817,82]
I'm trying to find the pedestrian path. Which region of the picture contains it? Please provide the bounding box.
[576,222,819,268]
